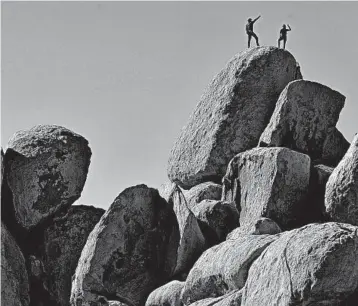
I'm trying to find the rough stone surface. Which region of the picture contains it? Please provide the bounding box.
[325,134,358,225]
[241,223,358,306]
[2,125,91,230]
[192,200,240,245]
[145,280,184,306]
[168,46,299,189]
[159,182,206,275]
[321,128,350,167]
[181,234,278,304]
[184,182,222,210]
[70,185,180,306]
[227,218,282,240]
[222,147,310,229]
[259,80,345,161]
[188,290,242,306]
[29,205,105,306]
[1,222,30,306]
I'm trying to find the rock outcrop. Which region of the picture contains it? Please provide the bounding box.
[168,46,299,189]
[321,128,350,166]
[181,234,278,304]
[259,80,345,162]
[70,185,180,306]
[325,134,358,225]
[2,125,91,230]
[191,200,240,245]
[28,205,105,306]
[222,147,310,229]
[145,280,184,306]
[159,183,206,275]
[1,222,30,306]
[241,223,358,305]
[184,182,222,210]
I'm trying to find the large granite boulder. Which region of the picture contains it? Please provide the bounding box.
[28,205,104,306]
[226,218,282,240]
[1,222,30,306]
[145,280,184,306]
[325,134,358,225]
[184,182,222,210]
[321,128,350,167]
[168,46,299,189]
[181,234,278,304]
[159,183,206,275]
[222,147,310,229]
[191,200,240,245]
[241,223,358,305]
[259,80,345,162]
[2,125,91,230]
[70,185,180,306]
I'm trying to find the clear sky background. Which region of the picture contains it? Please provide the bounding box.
[2,1,358,210]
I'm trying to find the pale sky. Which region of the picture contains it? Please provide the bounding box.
[2,1,358,210]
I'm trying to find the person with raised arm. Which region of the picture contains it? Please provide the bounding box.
[246,15,261,48]
[278,24,292,49]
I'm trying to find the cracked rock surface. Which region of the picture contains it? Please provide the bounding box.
[168,46,299,189]
[70,185,180,306]
[241,222,358,306]
[222,147,310,229]
[2,125,91,230]
[325,134,358,225]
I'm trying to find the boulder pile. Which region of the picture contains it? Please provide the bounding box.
[1,46,357,306]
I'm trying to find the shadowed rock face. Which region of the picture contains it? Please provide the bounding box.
[222,147,310,229]
[1,222,30,306]
[321,128,350,167]
[241,223,358,306]
[168,46,299,189]
[2,125,91,231]
[259,80,345,162]
[325,134,358,225]
[28,205,104,306]
[188,289,242,306]
[70,185,180,306]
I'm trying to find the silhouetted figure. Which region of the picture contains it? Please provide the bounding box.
[278,24,291,49]
[246,16,261,48]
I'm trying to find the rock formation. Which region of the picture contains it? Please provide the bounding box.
[325,134,358,225]
[1,222,30,306]
[226,218,282,239]
[2,125,91,230]
[184,182,222,210]
[145,280,184,306]
[70,185,180,306]
[222,147,310,229]
[159,183,206,276]
[259,80,345,162]
[168,47,300,189]
[241,223,358,305]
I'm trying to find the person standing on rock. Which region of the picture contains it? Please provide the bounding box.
[246,15,261,48]
[278,24,291,49]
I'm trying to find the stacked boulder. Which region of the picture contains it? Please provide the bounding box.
[2,46,357,306]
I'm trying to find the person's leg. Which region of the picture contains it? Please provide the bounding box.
[252,32,260,46]
[278,39,281,48]
[283,38,287,49]
[248,34,252,48]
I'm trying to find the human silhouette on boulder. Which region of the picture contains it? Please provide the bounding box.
[246,16,261,48]
[278,24,291,49]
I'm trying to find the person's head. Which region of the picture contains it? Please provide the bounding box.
[282,24,286,29]
[248,18,252,22]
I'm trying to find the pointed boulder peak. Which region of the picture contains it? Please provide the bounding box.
[1,222,30,306]
[241,223,358,306]
[158,182,207,276]
[259,80,345,161]
[168,46,300,189]
[222,147,311,230]
[321,127,350,167]
[70,184,180,306]
[325,134,358,225]
[2,124,91,230]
